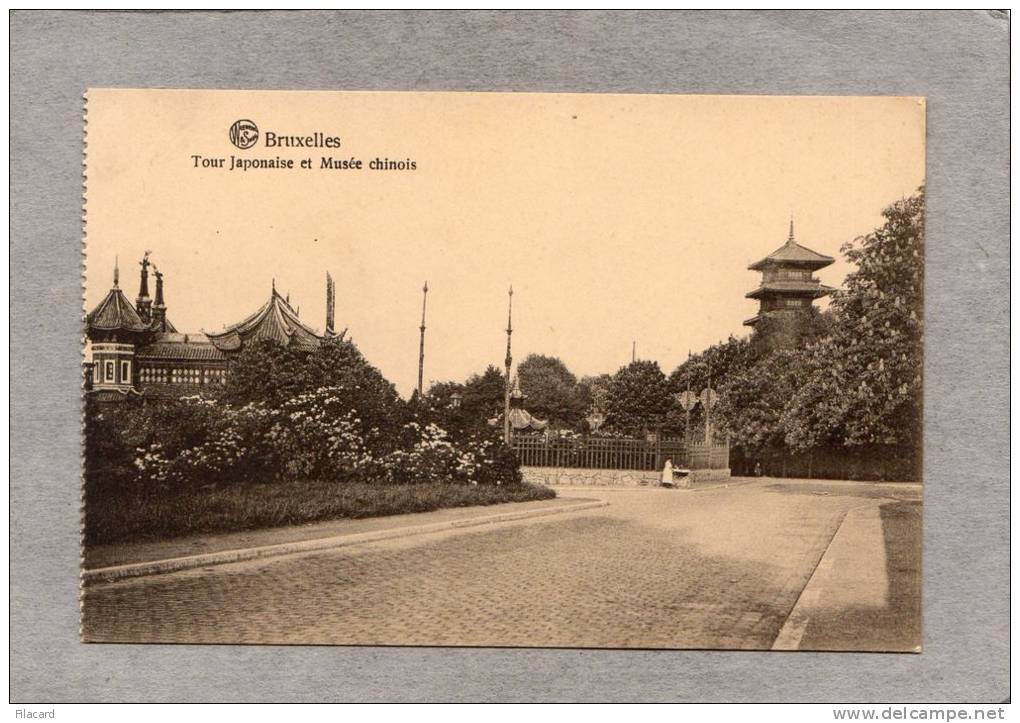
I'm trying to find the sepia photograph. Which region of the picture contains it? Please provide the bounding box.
[80,89,925,651]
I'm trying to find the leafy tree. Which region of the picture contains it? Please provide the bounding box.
[715,349,801,456]
[222,337,406,447]
[461,365,507,426]
[667,336,754,438]
[419,380,472,439]
[783,187,925,453]
[603,360,671,437]
[221,338,307,407]
[424,380,465,409]
[516,354,589,429]
[579,374,611,412]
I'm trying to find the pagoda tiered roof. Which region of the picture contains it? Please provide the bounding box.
[206,288,324,353]
[507,407,549,432]
[748,224,835,271]
[503,377,549,432]
[745,280,836,299]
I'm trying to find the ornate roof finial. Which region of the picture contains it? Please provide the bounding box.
[271,277,276,293]
[788,216,795,244]
[113,256,119,288]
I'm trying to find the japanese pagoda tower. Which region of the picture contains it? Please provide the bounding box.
[744,220,835,329]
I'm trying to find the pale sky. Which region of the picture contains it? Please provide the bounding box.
[86,90,925,396]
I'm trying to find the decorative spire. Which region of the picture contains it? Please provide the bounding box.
[151,265,167,331]
[417,281,428,397]
[325,272,335,336]
[787,216,795,244]
[137,251,151,299]
[113,256,119,288]
[135,251,153,324]
[506,285,513,332]
[504,285,513,367]
[153,266,165,306]
[510,375,525,400]
[421,281,429,328]
[503,285,514,444]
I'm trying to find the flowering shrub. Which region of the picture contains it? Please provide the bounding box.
[462,432,523,486]
[114,385,523,491]
[379,423,520,486]
[132,397,273,487]
[268,389,378,480]
[381,422,463,484]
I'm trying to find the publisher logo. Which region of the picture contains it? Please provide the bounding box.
[229,120,259,150]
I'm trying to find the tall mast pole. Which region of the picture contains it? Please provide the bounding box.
[417,281,428,397]
[503,285,513,444]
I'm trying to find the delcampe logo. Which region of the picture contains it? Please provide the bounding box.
[228,119,259,150]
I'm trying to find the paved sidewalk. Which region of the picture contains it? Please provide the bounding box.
[84,495,598,569]
[773,499,921,652]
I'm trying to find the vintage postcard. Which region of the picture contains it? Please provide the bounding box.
[81,89,925,650]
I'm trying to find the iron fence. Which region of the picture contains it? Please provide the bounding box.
[510,435,729,471]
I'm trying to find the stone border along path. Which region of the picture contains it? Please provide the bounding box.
[82,498,609,586]
[771,501,900,651]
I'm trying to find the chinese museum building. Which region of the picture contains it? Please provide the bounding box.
[85,254,336,401]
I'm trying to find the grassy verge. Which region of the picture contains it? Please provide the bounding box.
[85,480,556,546]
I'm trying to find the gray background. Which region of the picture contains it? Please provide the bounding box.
[10,10,1009,702]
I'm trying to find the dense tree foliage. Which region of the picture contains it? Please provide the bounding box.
[666,337,753,440]
[783,189,924,452]
[704,188,923,477]
[516,354,591,429]
[222,336,408,448]
[85,338,529,514]
[601,360,672,437]
[462,365,507,422]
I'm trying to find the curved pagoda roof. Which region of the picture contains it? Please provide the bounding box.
[87,286,149,334]
[206,287,324,353]
[745,280,836,300]
[748,222,835,271]
[499,377,549,432]
[507,407,548,432]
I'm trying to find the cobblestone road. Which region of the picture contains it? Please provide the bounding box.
[82,480,918,649]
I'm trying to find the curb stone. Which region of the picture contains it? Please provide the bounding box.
[82,498,609,586]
